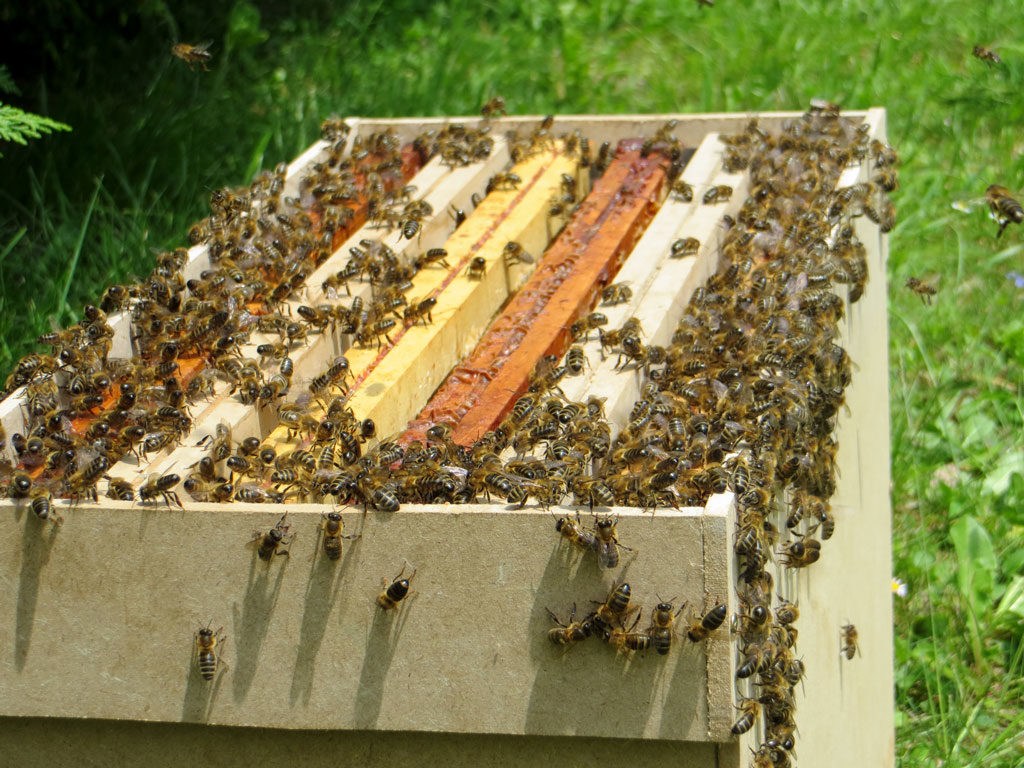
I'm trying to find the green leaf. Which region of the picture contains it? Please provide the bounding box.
[981,450,1024,496]
[0,103,71,157]
[227,1,269,50]
[995,575,1024,621]
[950,516,998,613]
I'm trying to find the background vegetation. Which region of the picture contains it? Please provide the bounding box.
[2,0,1023,763]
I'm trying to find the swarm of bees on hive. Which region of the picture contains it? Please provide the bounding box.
[0,101,896,761]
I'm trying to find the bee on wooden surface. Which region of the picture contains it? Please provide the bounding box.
[480,96,507,118]
[466,256,487,279]
[972,45,1001,66]
[775,598,799,625]
[486,172,522,194]
[593,141,613,177]
[841,623,860,659]
[377,562,417,610]
[905,276,937,304]
[29,487,62,527]
[139,473,183,508]
[414,248,451,270]
[601,282,633,305]
[194,623,226,681]
[564,345,588,375]
[605,612,652,653]
[172,41,213,71]
[592,581,636,635]
[546,604,593,646]
[686,602,728,642]
[251,513,294,560]
[449,204,467,230]
[63,456,111,503]
[703,185,733,204]
[319,511,359,561]
[595,516,633,570]
[778,537,821,568]
[986,184,1024,237]
[648,598,683,655]
[106,477,135,502]
[503,240,533,267]
[731,697,760,735]
[670,237,700,258]
[403,297,437,327]
[669,179,694,202]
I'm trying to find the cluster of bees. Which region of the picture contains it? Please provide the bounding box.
[1,101,892,761]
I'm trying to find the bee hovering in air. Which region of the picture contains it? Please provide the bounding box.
[904,276,937,304]
[171,41,213,71]
[972,45,1001,66]
[986,184,1024,238]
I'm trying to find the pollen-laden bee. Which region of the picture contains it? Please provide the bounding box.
[194,623,226,681]
[686,601,728,642]
[986,184,1024,237]
[703,185,733,204]
[731,697,761,735]
[172,41,213,71]
[905,276,937,304]
[503,240,533,267]
[377,562,417,610]
[319,511,359,561]
[648,598,684,655]
[670,237,700,258]
[841,623,860,659]
[252,512,294,560]
[546,604,593,646]
[595,516,634,570]
[138,473,183,508]
[601,282,633,306]
[972,45,1001,66]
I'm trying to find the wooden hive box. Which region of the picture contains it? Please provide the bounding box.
[0,110,894,767]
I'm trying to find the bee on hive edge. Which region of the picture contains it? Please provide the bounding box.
[252,512,294,560]
[595,516,634,571]
[319,511,359,561]
[731,697,760,735]
[377,562,417,610]
[841,623,860,660]
[194,623,226,680]
[686,601,728,642]
[466,256,487,279]
[171,41,213,71]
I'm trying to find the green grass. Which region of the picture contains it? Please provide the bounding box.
[2,0,1024,763]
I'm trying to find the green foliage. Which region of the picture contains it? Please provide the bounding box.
[0,65,70,157]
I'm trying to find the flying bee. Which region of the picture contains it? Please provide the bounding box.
[319,511,359,561]
[601,282,633,305]
[841,623,860,659]
[905,276,937,304]
[480,96,507,118]
[670,237,700,258]
[377,562,417,610]
[986,184,1024,237]
[194,623,226,681]
[252,513,294,560]
[503,240,533,266]
[731,697,761,735]
[595,516,634,570]
[972,45,1001,66]
[172,40,213,71]
[546,604,593,646]
[466,256,487,279]
[138,473,183,508]
[703,185,733,204]
[686,602,728,642]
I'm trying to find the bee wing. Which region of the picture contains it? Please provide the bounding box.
[192,39,214,53]
[950,196,986,214]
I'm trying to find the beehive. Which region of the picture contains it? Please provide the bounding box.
[0,110,894,768]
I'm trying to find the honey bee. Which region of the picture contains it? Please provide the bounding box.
[564,345,588,375]
[29,487,62,527]
[601,282,633,305]
[778,537,821,568]
[319,511,359,561]
[466,256,487,279]
[648,598,683,655]
[986,184,1024,237]
[377,562,417,610]
[703,185,733,204]
[139,473,183,508]
[106,477,135,502]
[605,612,652,653]
[591,581,636,635]
[686,602,728,642]
[486,172,522,194]
[480,96,507,118]
[972,45,1001,66]
[503,240,533,266]
[595,516,633,570]
[670,237,700,258]
[775,598,799,625]
[252,512,294,560]
[546,604,593,646]
[731,697,761,735]
[194,623,226,680]
[171,41,213,71]
[905,276,937,304]
[593,141,613,177]
[414,248,451,270]
[63,456,111,503]
[669,180,694,202]
[841,623,860,659]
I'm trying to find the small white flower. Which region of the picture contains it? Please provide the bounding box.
[892,577,908,598]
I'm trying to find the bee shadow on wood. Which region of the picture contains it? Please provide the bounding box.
[14,507,59,672]
[231,548,288,702]
[289,515,364,707]
[524,537,659,737]
[352,593,415,729]
[653,619,709,739]
[181,642,227,722]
